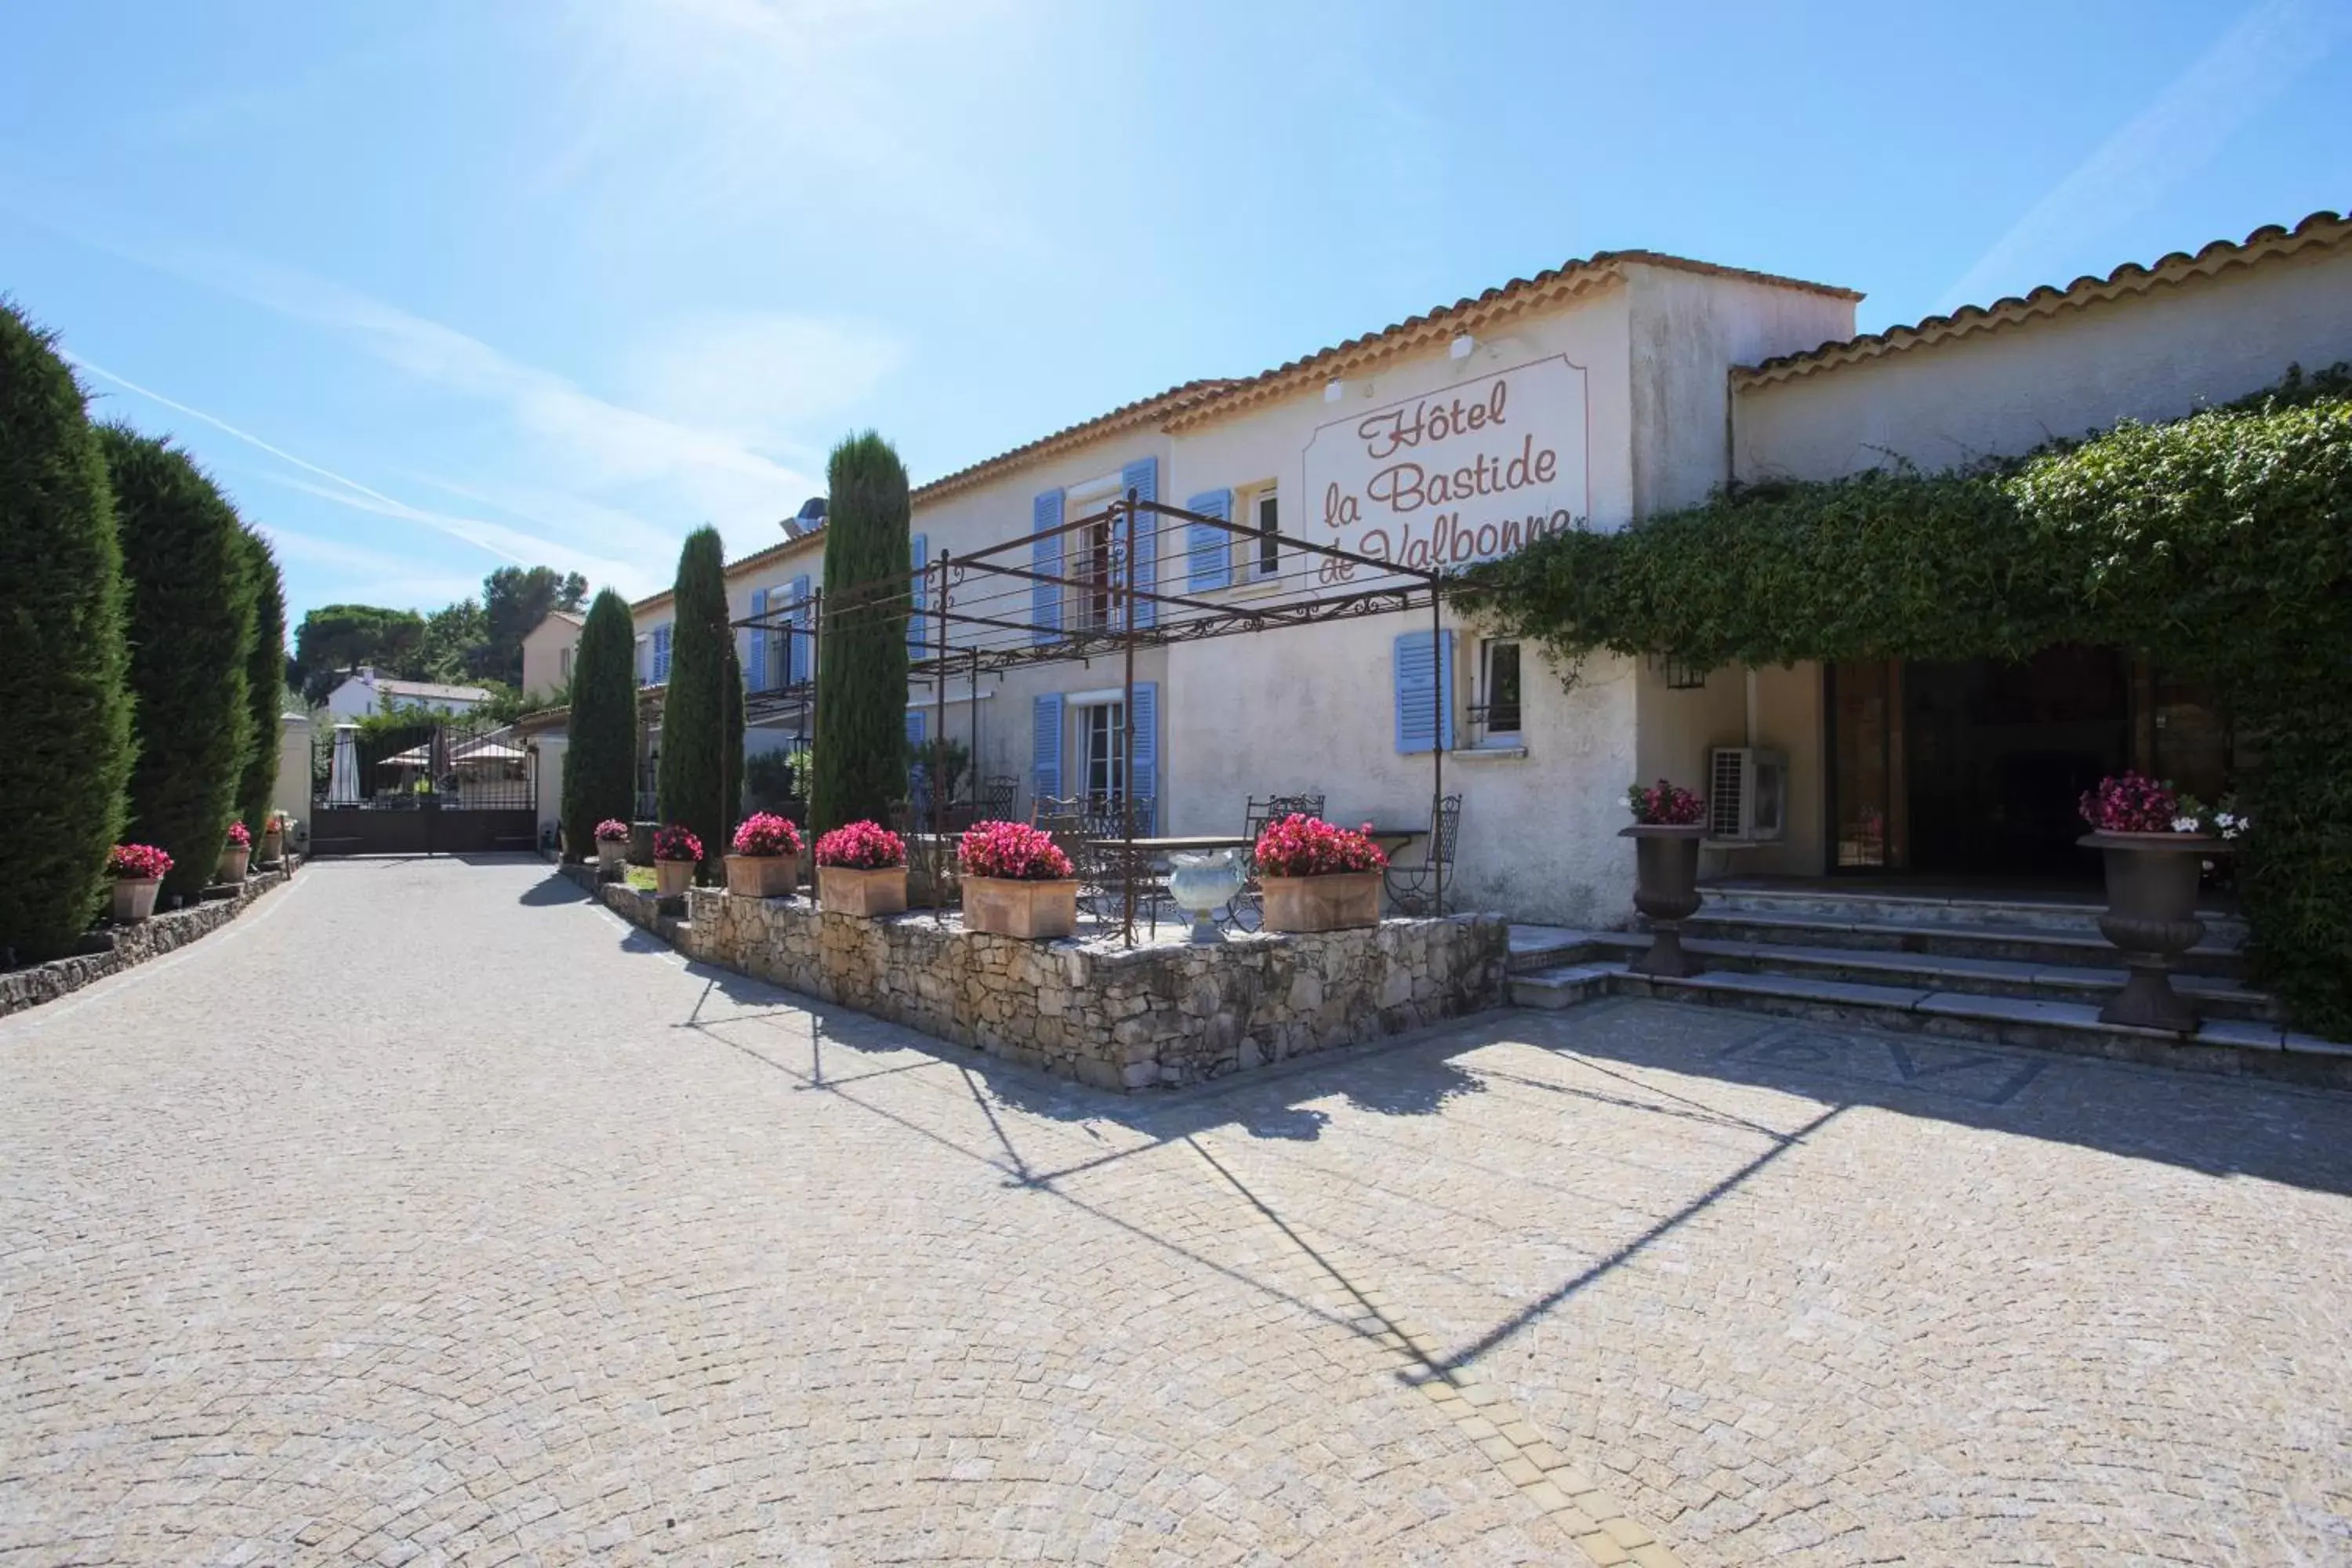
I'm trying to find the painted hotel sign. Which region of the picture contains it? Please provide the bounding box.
[1302,355,1590,579]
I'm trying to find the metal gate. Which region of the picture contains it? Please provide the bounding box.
[309,713,539,857]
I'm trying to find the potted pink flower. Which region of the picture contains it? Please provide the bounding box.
[1621,779,1706,978]
[1254,815,1388,933]
[2078,771,2231,1031]
[593,818,630,878]
[815,820,909,917]
[108,843,172,923]
[725,813,804,898]
[218,820,253,884]
[957,820,1078,938]
[651,823,702,898]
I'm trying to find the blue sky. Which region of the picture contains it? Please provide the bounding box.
[2,0,2345,627]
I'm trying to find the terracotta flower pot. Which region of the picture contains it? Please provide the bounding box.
[112,877,160,924]
[597,840,626,877]
[261,829,285,865]
[725,854,797,898]
[1621,823,1705,978]
[655,858,695,898]
[818,863,909,917]
[216,844,251,884]
[961,876,1079,939]
[2082,831,2229,1032]
[1260,870,1382,933]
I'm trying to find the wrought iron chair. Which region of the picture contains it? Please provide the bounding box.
[1382,793,1463,916]
[1031,793,1083,827]
[1078,838,1167,936]
[979,775,1018,822]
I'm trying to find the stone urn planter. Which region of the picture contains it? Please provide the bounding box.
[1621,823,1705,978]
[1260,870,1381,934]
[818,864,909,917]
[724,854,797,898]
[962,877,1079,939]
[2081,831,2228,1032]
[1167,848,1248,943]
[216,843,251,884]
[654,858,695,898]
[597,839,627,877]
[112,877,161,924]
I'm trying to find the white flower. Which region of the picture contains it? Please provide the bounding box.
[2171,815,2201,833]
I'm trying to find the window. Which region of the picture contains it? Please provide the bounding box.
[559,646,574,684]
[1480,640,1523,741]
[1252,487,1280,579]
[1079,701,1125,806]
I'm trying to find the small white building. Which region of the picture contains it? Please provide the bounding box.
[321,667,494,720]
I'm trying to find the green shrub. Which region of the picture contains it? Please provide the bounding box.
[811,432,912,835]
[655,527,732,870]
[234,528,287,840]
[0,303,134,960]
[561,589,637,858]
[103,426,256,902]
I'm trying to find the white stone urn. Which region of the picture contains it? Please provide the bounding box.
[1167,848,1247,943]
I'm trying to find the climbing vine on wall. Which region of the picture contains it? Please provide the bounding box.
[1461,367,2352,1037]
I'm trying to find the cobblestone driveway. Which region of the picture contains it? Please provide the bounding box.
[4,858,2348,1565]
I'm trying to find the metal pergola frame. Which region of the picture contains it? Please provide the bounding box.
[731,492,1457,945]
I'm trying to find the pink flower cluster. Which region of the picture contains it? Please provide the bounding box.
[730,813,804,858]
[652,823,704,862]
[225,820,252,848]
[594,818,630,843]
[958,820,1073,882]
[815,820,907,869]
[1254,815,1388,877]
[108,843,172,880]
[1626,779,1704,826]
[2079,771,2189,834]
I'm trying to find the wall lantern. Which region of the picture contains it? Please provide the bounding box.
[1450,334,1475,360]
[1323,379,1345,403]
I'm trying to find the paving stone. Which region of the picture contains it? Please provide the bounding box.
[2,858,2347,1566]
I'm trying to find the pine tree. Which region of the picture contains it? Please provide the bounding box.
[0,303,135,961]
[811,433,911,836]
[234,528,288,842]
[561,589,637,859]
[103,426,257,902]
[655,527,732,873]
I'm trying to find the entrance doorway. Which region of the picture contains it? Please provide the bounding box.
[1829,647,2165,881]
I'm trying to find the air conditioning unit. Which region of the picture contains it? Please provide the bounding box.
[1708,746,1787,842]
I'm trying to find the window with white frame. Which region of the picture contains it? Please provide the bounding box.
[1479,638,1523,743]
[1077,699,1125,806]
[1248,485,1279,579]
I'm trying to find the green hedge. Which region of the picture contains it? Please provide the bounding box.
[103,426,257,902]
[1466,367,2352,1036]
[235,528,287,840]
[811,432,912,836]
[655,527,733,869]
[0,303,134,960]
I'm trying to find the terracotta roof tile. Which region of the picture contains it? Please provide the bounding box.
[1733,208,2352,387]
[909,379,1239,504]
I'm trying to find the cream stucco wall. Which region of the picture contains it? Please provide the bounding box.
[520,614,581,708]
[1734,244,2352,482]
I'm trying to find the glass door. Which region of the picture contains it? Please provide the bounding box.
[1828,661,1900,870]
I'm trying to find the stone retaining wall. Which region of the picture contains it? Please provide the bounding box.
[561,864,1507,1090]
[0,865,297,1018]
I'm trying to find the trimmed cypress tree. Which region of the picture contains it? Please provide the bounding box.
[811,433,912,836]
[103,426,257,902]
[655,527,732,873]
[234,527,288,841]
[561,589,637,859]
[0,303,135,961]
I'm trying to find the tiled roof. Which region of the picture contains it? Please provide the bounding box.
[909,379,1240,504]
[1163,251,1860,431]
[1734,208,2352,387]
[371,677,491,702]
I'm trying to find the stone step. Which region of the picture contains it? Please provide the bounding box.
[1506,924,1604,974]
[1700,884,2250,945]
[1507,960,2349,1083]
[1574,931,2278,1022]
[1671,907,2247,980]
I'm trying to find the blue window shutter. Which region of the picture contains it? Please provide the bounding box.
[908,532,930,655]
[652,623,672,684]
[1185,490,1232,592]
[787,575,811,684]
[1122,457,1159,628]
[906,710,925,746]
[1032,491,1063,644]
[1394,630,1455,753]
[749,588,769,691]
[1131,681,1158,808]
[1032,692,1064,800]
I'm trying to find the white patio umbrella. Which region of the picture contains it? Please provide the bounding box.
[327,724,361,805]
